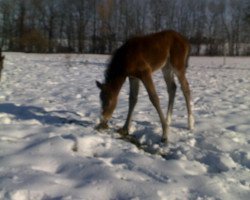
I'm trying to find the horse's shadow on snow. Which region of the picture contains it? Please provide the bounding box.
[0,103,92,127]
[131,121,162,144]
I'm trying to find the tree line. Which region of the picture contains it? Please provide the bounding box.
[1,0,250,55]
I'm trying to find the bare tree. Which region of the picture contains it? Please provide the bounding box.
[224,0,245,55]
[205,1,226,55]
[97,0,115,53]
[72,0,90,53]
[134,0,149,34]
[0,0,15,48]
[0,0,249,55]
[16,0,26,51]
[188,0,207,55]
[150,0,166,32]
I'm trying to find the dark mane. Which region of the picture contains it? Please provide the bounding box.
[104,44,126,83]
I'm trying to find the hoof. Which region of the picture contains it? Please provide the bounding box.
[188,115,195,131]
[95,122,109,130]
[188,125,194,133]
[117,128,129,136]
[161,137,168,144]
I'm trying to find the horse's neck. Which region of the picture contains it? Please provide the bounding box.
[107,76,126,96]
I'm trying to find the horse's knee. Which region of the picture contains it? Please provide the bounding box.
[168,82,177,95]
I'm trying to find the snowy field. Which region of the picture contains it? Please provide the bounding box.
[0,53,249,200]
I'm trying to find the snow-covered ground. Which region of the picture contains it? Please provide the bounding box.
[0,53,249,200]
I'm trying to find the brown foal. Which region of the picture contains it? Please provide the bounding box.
[96,30,194,143]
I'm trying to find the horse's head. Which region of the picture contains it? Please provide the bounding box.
[96,80,118,129]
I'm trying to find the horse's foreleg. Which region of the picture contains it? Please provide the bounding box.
[141,74,167,143]
[118,77,139,136]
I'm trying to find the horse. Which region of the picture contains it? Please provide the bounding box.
[0,49,4,81]
[96,30,194,143]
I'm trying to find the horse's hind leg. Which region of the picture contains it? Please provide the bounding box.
[162,65,176,132]
[176,72,194,131]
[171,51,194,131]
[118,77,140,135]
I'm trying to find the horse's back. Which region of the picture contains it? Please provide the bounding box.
[108,30,190,78]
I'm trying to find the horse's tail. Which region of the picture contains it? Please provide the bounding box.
[185,41,191,69]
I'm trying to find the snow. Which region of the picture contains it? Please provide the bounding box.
[0,53,250,200]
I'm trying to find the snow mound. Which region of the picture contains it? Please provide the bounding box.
[0,53,249,199]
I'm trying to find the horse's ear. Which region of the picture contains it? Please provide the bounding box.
[96,81,104,90]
